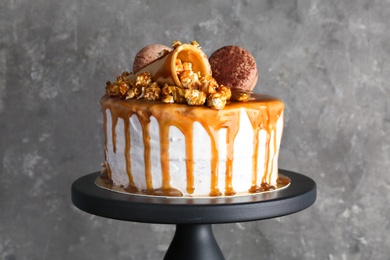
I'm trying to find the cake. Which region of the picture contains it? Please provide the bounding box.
[99,40,289,197]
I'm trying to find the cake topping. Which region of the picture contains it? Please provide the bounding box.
[105,41,253,109]
[133,44,172,73]
[209,45,258,93]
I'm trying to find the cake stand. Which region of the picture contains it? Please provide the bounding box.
[71,169,316,260]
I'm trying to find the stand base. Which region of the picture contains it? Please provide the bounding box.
[165,224,224,260]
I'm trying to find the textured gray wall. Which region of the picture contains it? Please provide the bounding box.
[1,0,389,259]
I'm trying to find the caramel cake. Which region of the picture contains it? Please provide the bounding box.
[99,41,290,197]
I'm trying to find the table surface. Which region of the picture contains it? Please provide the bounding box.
[71,169,316,224]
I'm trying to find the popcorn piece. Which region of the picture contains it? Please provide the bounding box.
[185,89,206,106]
[161,85,186,104]
[172,40,182,49]
[125,89,135,99]
[119,81,130,96]
[106,71,132,97]
[206,85,232,110]
[190,40,200,48]
[173,87,186,103]
[135,71,152,88]
[218,85,232,100]
[106,81,120,97]
[161,95,174,103]
[180,70,199,88]
[144,82,161,101]
[200,75,218,94]
[177,61,201,89]
[175,59,184,74]
[207,93,227,110]
[162,84,175,96]
[182,62,193,71]
[121,71,131,78]
[126,86,142,99]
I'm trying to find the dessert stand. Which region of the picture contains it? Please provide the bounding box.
[71,169,316,260]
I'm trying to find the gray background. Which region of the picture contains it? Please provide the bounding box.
[1,0,389,259]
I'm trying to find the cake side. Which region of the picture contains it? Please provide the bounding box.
[101,94,285,197]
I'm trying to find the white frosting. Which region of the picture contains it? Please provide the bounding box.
[105,108,284,197]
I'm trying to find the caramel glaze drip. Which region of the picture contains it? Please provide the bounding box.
[123,117,138,193]
[246,103,283,193]
[101,94,287,197]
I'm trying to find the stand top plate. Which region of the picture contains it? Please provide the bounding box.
[71,169,316,224]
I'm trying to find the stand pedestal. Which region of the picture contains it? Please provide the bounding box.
[165,224,224,260]
[71,169,316,260]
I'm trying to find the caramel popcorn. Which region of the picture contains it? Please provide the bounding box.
[182,61,192,71]
[199,75,218,94]
[105,41,251,109]
[217,85,232,100]
[173,86,186,103]
[135,71,152,88]
[125,88,136,99]
[190,40,200,48]
[119,81,130,96]
[175,59,184,74]
[106,81,120,97]
[162,84,176,96]
[161,85,186,104]
[172,40,182,49]
[185,89,206,106]
[144,82,161,101]
[131,86,144,99]
[179,70,199,88]
[106,71,132,97]
[206,86,232,110]
[161,95,174,103]
[207,93,227,110]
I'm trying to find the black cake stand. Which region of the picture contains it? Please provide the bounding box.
[71,169,316,260]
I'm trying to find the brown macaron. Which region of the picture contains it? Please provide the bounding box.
[209,46,258,92]
[133,44,172,73]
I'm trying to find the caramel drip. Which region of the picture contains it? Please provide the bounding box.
[268,124,278,183]
[224,110,240,196]
[206,126,222,196]
[136,114,154,192]
[184,127,195,194]
[261,109,275,185]
[245,107,268,193]
[155,118,182,196]
[123,118,138,193]
[263,106,284,186]
[249,127,261,193]
[101,94,285,196]
[262,123,271,184]
[111,114,118,153]
[244,102,284,193]
[158,121,172,191]
[102,109,110,179]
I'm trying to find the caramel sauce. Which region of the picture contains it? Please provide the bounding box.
[101,94,286,197]
[123,117,138,193]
